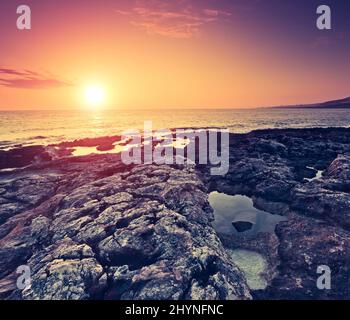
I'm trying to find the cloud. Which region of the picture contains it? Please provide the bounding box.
[0,68,73,89]
[116,0,231,38]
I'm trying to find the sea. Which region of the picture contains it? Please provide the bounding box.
[1,108,350,150]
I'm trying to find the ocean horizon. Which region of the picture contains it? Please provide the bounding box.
[2,108,350,149]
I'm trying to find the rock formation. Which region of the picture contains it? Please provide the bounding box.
[1,128,350,299]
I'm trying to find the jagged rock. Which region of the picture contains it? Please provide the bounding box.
[2,128,350,300]
[0,159,251,300]
[324,155,350,181]
[17,239,106,300]
[0,146,51,170]
[254,139,287,155]
[30,216,51,245]
[259,213,350,299]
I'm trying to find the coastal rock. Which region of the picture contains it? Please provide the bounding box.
[260,213,350,299]
[2,128,350,300]
[0,173,60,224]
[290,183,350,230]
[22,240,107,300]
[324,155,350,181]
[206,128,350,299]
[0,146,51,170]
[254,139,287,155]
[0,158,251,300]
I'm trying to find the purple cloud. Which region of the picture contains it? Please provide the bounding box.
[0,68,73,89]
[116,0,231,38]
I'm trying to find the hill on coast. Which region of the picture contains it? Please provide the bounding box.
[273,96,350,109]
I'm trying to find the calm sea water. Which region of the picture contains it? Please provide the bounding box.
[1,108,350,149]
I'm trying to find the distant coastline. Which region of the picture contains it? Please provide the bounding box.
[271,97,350,109]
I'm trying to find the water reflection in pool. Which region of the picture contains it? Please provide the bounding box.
[208,191,287,236]
[228,249,268,290]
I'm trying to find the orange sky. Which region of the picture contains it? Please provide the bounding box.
[0,0,349,110]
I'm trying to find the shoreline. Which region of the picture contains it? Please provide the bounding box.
[1,127,350,299]
[2,121,350,152]
[2,126,350,170]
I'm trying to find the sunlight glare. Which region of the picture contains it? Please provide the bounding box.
[84,85,106,108]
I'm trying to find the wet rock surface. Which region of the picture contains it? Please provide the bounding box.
[1,127,350,299]
[0,153,250,300]
[204,128,350,299]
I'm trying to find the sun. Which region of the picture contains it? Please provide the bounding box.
[84,85,106,108]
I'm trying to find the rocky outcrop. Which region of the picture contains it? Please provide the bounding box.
[204,128,350,299]
[0,156,251,300]
[1,127,350,300]
[264,213,350,299]
[0,146,51,170]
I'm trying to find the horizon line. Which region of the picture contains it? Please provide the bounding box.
[1,96,348,111]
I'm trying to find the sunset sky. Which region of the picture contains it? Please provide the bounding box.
[0,0,350,110]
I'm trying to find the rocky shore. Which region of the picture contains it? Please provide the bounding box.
[1,127,350,300]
